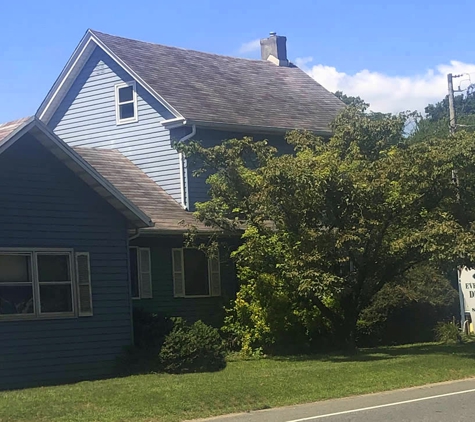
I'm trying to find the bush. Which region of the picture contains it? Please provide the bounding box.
[133,308,173,353]
[117,309,174,375]
[159,318,227,373]
[356,265,459,347]
[434,321,462,344]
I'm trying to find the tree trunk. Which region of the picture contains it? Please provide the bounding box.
[333,302,359,352]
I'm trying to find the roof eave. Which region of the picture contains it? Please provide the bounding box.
[135,227,241,236]
[0,118,153,229]
[37,30,96,124]
[185,120,333,137]
[37,29,184,125]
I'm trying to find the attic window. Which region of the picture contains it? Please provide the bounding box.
[115,81,138,124]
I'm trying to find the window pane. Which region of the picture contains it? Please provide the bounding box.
[40,285,72,313]
[184,249,209,296]
[129,248,139,298]
[38,255,71,282]
[0,285,34,314]
[118,86,133,103]
[0,255,30,283]
[120,103,135,120]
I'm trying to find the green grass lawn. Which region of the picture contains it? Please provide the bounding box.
[2,342,475,422]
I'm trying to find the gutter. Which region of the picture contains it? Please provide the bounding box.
[177,123,196,209]
[161,117,333,137]
[128,228,141,241]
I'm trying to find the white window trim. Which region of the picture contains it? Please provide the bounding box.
[173,248,220,299]
[0,248,77,321]
[130,247,152,300]
[76,252,93,317]
[130,246,140,300]
[115,81,138,125]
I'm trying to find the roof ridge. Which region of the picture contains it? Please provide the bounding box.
[89,29,276,65]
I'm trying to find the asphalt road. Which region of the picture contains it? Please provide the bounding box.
[194,378,475,422]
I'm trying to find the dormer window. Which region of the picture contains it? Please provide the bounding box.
[115,81,138,124]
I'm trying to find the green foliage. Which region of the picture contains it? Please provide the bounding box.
[334,91,369,108]
[357,265,459,346]
[425,89,475,122]
[434,321,462,344]
[178,104,475,354]
[410,89,475,143]
[133,308,174,352]
[159,318,227,373]
[117,309,174,375]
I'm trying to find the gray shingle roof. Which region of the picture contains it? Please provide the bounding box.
[0,117,152,228]
[74,147,211,233]
[91,30,344,133]
[0,117,32,144]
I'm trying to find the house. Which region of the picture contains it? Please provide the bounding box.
[0,117,152,390]
[73,147,238,326]
[35,30,344,324]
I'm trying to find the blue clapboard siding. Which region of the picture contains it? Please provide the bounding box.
[48,47,183,203]
[130,237,238,327]
[185,128,293,209]
[0,134,132,390]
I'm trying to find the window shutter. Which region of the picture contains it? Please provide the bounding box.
[172,249,185,297]
[138,248,152,299]
[75,252,93,316]
[209,252,221,297]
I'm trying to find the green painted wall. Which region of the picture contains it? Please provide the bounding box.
[130,236,238,327]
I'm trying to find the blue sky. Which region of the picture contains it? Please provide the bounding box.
[2,0,475,121]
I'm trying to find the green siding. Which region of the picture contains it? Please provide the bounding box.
[131,236,238,327]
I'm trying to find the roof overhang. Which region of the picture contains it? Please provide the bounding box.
[37,29,335,136]
[0,118,153,229]
[162,117,333,137]
[37,29,183,125]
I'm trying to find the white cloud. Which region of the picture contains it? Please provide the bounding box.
[239,39,261,54]
[298,58,475,114]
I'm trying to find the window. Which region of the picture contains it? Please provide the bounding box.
[0,255,34,315]
[172,248,221,298]
[115,81,138,124]
[0,250,92,319]
[129,247,152,299]
[37,254,73,313]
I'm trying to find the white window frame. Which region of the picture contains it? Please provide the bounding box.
[129,247,152,300]
[115,81,138,125]
[172,248,221,298]
[0,248,77,321]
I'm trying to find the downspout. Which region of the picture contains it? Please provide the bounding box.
[178,124,196,209]
[128,228,141,241]
[126,228,140,346]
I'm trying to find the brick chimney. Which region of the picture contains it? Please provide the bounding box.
[260,32,289,66]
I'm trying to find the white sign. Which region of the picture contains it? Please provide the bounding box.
[459,268,475,324]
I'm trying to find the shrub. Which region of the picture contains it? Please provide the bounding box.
[159,318,227,373]
[356,265,459,347]
[133,308,173,353]
[117,309,174,375]
[434,321,462,344]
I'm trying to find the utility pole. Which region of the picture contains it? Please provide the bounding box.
[448,72,466,329]
[448,73,457,135]
[448,73,465,134]
[449,74,461,189]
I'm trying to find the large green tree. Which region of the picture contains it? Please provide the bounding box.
[179,106,475,352]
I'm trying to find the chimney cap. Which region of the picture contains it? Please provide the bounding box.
[269,31,277,36]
